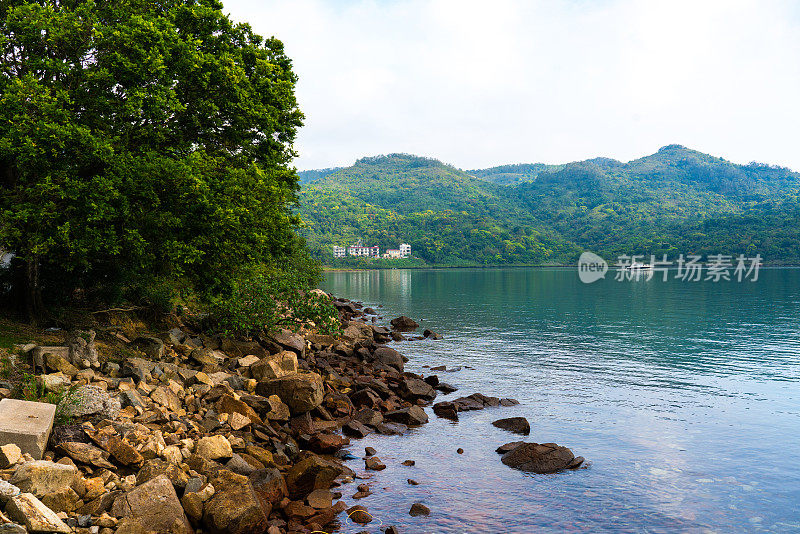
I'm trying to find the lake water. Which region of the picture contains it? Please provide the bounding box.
[320,267,800,534]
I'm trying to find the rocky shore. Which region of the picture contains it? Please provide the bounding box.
[0,294,583,534]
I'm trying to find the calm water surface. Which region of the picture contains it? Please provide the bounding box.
[320,268,800,534]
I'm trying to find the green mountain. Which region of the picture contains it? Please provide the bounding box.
[297,147,800,266]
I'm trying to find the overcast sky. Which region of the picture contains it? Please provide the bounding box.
[223,0,800,171]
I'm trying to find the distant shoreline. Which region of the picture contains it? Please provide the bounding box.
[323,262,800,271]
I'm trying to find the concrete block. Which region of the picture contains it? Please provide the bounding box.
[0,399,56,460]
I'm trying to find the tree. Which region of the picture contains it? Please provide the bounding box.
[0,0,304,321]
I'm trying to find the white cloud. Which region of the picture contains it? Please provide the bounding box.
[223,0,800,171]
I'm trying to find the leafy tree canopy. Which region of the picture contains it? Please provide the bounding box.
[0,0,307,322]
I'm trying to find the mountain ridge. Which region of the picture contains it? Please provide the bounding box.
[296,147,800,265]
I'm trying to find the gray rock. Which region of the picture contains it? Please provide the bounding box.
[0,523,27,534]
[129,337,165,360]
[0,479,21,503]
[57,385,120,419]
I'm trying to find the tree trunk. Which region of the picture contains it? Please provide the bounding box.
[24,256,46,325]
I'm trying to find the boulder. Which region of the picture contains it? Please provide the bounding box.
[495,441,526,454]
[270,329,305,356]
[248,468,287,510]
[39,487,80,513]
[400,378,436,402]
[57,385,120,419]
[130,336,165,360]
[0,443,21,468]
[353,407,383,427]
[203,470,269,534]
[137,458,189,489]
[284,455,343,500]
[423,329,442,340]
[150,386,182,413]
[0,479,20,502]
[11,461,77,497]
[215,395,262,425]
[56,442,115,469]
[250,351,298,381]
[196,435,233,461]
[6,493,70,533]
[409,502,431,516]
[432,401,458,421]
[364,457,386,471]
[265,395,291,422]
[385,406,428,426]
[66,330,100,369]
[500,442,585,473]
[255,373,324,415]
[110,475,193,533]
[106,436,144,466]
[44,352,78,376]
[346,505,372,524]
[371,347,404,371]
[436,382,458,394]
[492,417,530,435]
[390,316,419,332]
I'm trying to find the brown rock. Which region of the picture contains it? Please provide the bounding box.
[57,442,115,469]
[284,455,343,500]
[364,457,386,471]
[151,386,182,413]
[7,493,71,533]
[399,378,436,402]
[196,435,233,461]
[40,487,81,513]
[371,347,404,371]
[495,441,526,454]
[346,505,373,524]
[492,416,530,435]
[255,373,324,415]
[500,442,584,473]
[409,502,430,516]
[248,468,286,510]
[106,436,144,466]
[390,316,419,331]
[110,475,193,534]
[309,433,349,454]
[215,395,262,425]
[432,401,458,421]
[137,458,190,489]
[0,443,22,468]
[203,470,269,534]
[385,405,428,426]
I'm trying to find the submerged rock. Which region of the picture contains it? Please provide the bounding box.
[409,502,430,516]
[500,442,584,474]
[492,416,530,435]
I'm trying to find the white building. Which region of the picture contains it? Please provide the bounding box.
[332,246,346,258]
[399,243,411,257]
[348,244,380,257]
[383,249,403,259]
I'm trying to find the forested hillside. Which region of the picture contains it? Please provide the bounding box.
[297,147,800,266]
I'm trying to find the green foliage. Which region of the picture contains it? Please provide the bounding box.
[17,372,64,404]
[206,256,340,338]
[299,154,580,266]
[299,147,800,266]
[0,0,305,317]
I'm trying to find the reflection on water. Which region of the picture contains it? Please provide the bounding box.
[322,268,800,533]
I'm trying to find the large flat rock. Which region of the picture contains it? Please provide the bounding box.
[0,399,56,460]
